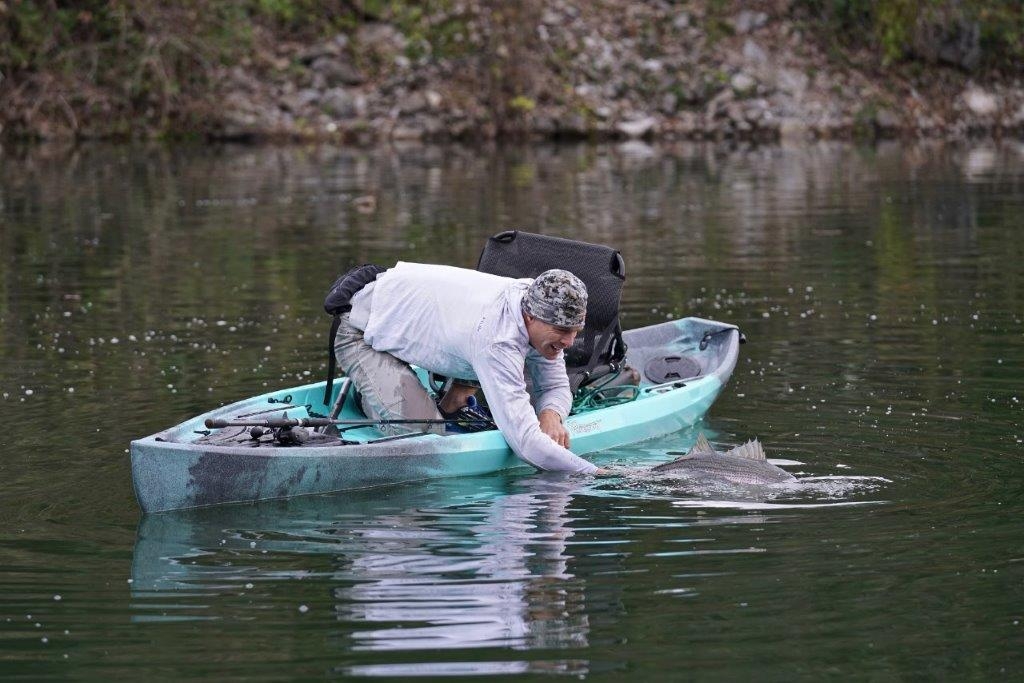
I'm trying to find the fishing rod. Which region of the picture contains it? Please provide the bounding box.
[205,416,493,430]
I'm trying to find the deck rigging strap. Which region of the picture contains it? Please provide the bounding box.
[571,366,640,413]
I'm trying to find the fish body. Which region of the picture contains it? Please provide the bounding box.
[652,433,796,485]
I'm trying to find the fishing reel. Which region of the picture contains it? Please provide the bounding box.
[247,424,356,447]
[247,425,308,445]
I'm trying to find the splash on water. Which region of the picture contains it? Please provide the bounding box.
[593,462,890,507]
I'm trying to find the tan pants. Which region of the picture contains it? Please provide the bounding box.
[333,313,444,435]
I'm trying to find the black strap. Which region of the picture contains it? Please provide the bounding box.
[322,264,385,406]
[324,313,342,405]
[571,317,625,394]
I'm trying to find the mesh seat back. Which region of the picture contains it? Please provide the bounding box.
[477,231,626,376]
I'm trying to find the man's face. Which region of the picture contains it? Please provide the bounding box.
[525,315,583,360]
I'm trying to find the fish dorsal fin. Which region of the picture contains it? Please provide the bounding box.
[725,439,766,461]
[689,433,715,456]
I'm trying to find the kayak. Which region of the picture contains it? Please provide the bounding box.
[130,316,741,512]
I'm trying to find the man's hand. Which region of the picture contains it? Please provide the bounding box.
[538,409,570,449]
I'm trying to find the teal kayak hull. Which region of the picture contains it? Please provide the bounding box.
[131,317,740,512]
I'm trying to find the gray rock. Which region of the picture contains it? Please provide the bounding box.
[399,91,428,115]
[447,119,474,139]
[220,93,265,136]
[297,34,349,65]
[312,57,365,87]
[778,117,810,141]
[742,40,769,65]
[874,108,901,130]
[963,87,999,116]
[673,13,691,30]
[731,72,757,96]
[758,112,779,131]
[678,81,708,105]
[422,116,444,136]
[1009,104,1024,127]
[660,92,678,114]
[744,100,768,123]
[358,23,408,55]
[774,68,809,99]
[725,101,746,124]
[533,116,557,135]
[280,88,320,113]
[560,113,589,136]
[914,19,981,71]
[732,11,768,35]
[391,125,424,141]
[916,114,939,132]
[617,115,657,138]
[321,88,362,119]
[705,87,734,118]
[674,111,700,136]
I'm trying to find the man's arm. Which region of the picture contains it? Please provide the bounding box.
[474,342,597,473]
[525,351,573,418]
[525,351,574,447]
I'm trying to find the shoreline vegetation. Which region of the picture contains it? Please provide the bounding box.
[2,1,1023,143]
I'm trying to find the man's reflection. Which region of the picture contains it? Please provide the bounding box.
[337,475,588,651]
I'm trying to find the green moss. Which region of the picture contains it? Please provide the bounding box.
[508,95,536,113]
[792,0,1024,70]
[703,0,735,44]
[853,101,879,137]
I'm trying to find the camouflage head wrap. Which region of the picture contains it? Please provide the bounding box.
[521,269,588,328]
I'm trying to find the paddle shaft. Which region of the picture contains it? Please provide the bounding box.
[205,416,491,430]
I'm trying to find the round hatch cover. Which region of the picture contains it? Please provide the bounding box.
[644,355,701,384]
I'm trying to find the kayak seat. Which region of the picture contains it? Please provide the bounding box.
[477,230,627,395]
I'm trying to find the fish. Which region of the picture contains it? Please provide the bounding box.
[651,433,796,485]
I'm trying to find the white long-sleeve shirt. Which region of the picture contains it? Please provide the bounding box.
[349,261,597,473]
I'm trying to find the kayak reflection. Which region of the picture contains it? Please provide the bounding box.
[131,473,591,651]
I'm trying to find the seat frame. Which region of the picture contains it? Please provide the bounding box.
[477,230,627,393]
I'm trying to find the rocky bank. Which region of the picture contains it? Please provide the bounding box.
[3,1,1023,143]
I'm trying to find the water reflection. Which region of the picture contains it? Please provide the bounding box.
[337,477,586,652]
[132,474,592,654]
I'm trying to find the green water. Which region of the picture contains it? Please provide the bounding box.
[1,141,1022,679]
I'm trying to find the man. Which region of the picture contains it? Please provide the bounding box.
[331,261,599,473]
